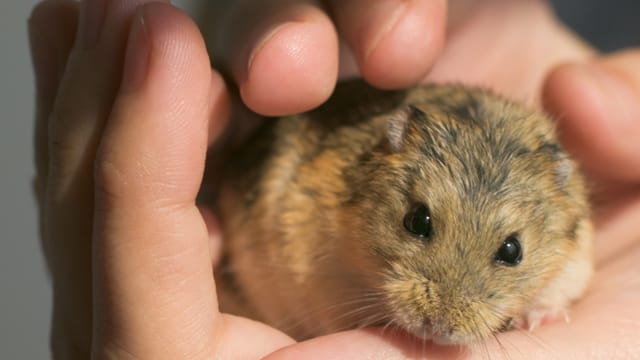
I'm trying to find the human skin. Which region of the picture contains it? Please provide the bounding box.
[29,0,640,358]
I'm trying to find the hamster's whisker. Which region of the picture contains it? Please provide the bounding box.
[319,302,388,330]
[380,318,395,337]
[473,336,490,360]
[472,310,505,360]
[217,264,373,278]
[475,303,553,357]
[217,260,393,333]
[276,289,385,332]
[217,263,391,287]
[484,309,553,358]
[277,297,377,330]
[295,296,384,321]
[470,317,491,360]
[510,326,555,356]
[490,333,512,360]
[480,341,491,360]
[353,312,394,331]
[216,276,339,332]
[272,293,388,334]
[380,318,402,340]
[474,309,494,342]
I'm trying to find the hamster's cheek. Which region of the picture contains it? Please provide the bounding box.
[515,220,594,330]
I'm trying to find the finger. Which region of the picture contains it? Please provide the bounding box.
[49,0,169,189]
[29,4,83,356]
[29,0,79,207]
[92,3,216,356]
[43,0,170,356]
[543,49,640,183]
[327,0,446,89]
[29,1,85,357]
[264,329,464,360]
[92,4,293,357]
[205,0,339,116]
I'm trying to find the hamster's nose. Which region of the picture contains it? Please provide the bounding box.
[427,323,457,345]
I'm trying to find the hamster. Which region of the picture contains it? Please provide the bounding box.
[211,80,593,345]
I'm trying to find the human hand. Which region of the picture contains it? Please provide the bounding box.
[30,0,294,358]
[31,0,640,359]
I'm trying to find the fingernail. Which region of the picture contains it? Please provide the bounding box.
[364,2,407,60]
[80,0,107,49]
[246,22,289,77]
[121,8,150,92]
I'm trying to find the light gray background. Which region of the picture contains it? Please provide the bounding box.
[1,1,637,358]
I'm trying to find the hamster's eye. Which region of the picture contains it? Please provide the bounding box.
[403,203,432,238]
[494,234,522,266]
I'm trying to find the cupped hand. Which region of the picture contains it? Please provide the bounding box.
[31,0,640,359]
[31,1,293,358]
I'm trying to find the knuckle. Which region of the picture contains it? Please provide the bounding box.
[94,149,173,210]
[94,152,131,209]
[95,144,192,212]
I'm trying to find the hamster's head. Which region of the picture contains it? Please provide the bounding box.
[339,85,591,344]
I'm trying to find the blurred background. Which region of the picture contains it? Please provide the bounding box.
[1,0,638,358]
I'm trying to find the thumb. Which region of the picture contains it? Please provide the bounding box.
[91,3,293,358]
[92,3,221,357]
[543,49,640,183]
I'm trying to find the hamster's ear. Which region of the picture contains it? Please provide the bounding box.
[387,105,419,152]
[556,156,574,188]
[539,143,573,187]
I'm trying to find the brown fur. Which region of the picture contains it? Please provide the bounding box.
[211,80,593,344]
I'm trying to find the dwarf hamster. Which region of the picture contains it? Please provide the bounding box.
[212,80,593,345]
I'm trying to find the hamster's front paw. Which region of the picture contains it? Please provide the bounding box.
[514,307,570,331]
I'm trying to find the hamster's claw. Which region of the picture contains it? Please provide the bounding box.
[514,308,570,331]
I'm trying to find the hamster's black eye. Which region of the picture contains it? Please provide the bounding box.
[494,234,522,266]
[403,203,432,238]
